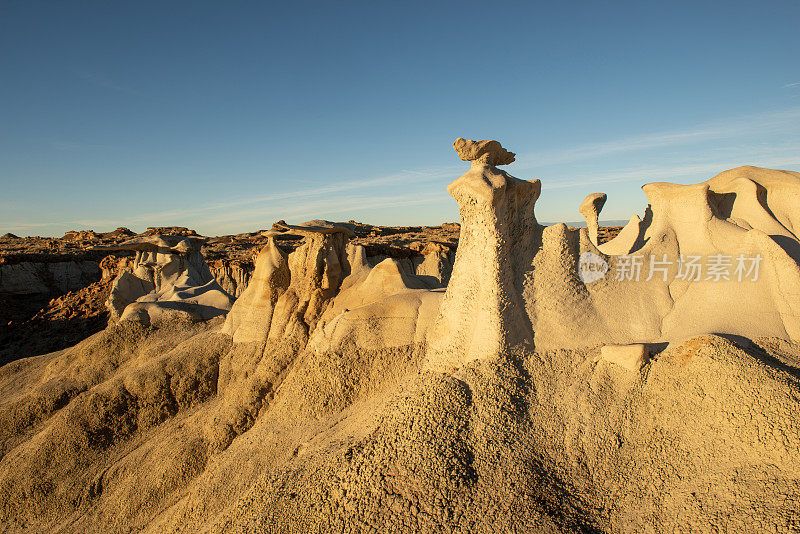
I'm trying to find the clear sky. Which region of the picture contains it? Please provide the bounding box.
[2,0,799,236]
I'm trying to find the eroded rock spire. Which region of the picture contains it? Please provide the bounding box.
[425,138,540,371]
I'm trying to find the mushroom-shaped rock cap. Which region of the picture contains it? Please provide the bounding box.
[91,234,208,253]
[579,192,607,219]
[453,138,515,166]
[261,219,355,238]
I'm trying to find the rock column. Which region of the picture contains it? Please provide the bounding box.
[425,138,541,371]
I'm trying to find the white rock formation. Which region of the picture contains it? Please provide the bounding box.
[98,234,234,325]
[307,246,444,352]
[222,220,444,351]
[569,165,800,346]
[426,141,800,371]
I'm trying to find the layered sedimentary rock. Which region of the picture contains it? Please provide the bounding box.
[208,260,252,297]
[98,234,234,325]
[0,260,99,295]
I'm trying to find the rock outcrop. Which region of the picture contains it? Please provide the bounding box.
[0,223,462,363]
[208,260,252,297]
[221,221,353,342]
[98,234,234,325]
[0,260,99,295]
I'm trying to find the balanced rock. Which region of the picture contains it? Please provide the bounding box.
[453,137,516,166]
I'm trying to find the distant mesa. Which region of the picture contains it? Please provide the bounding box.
[453,137,516,166]
[142,226,199,237]
[0,233,19,240]
[109,226,135,237]
[63,230,101,241]
[61,227,135,242]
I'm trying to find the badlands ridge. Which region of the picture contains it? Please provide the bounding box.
[0,139,799,532]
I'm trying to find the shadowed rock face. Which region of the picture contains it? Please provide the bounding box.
[98,235,234,325]
[0,141,799,533]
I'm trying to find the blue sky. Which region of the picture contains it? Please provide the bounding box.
[1,0,799,236]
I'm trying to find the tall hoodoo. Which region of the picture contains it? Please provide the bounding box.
[425,138,541,371]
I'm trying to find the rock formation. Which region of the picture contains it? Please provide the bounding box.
[0,259,99,295]
[426,138,540,371]
[98,234,234,325]
[0,223,461,363]
[427,142,800,360]
[0,141,798,533]
[208,260,252,297]
[566,165,800,346]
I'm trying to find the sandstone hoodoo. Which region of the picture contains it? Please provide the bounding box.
[0,140,798,533]
[96,234,235,325]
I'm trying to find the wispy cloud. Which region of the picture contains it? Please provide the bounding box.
[541,144,800,191]
[76,71,140,96]
[784,82,800,88]
[515,107,800,169]
[205,194,445,233]
[7,106,800,236]
[118,165,458,225]
[0,221,58,232]
[543,161,783,191]
[0,166,459,235]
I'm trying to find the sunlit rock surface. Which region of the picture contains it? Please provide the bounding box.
[0,141,798,533]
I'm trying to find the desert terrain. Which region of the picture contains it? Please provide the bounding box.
[0,139,798,533]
